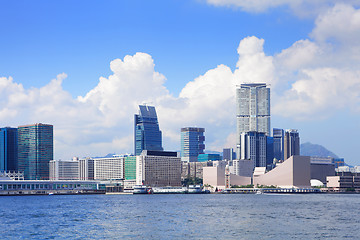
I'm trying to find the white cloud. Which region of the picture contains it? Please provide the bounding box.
[205,0,360,17]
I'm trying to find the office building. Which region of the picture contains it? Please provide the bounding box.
[273,128,284,161]
[79,158,94,180]
[266,136,274,168]
[94,156,124,180]
[284,129,300,160]
[0,127,18,172]
[239,131,267,168]
[136,150,181,187]
[181,127,205,162]
[134,105,163,156]
[236,83,270,158]
[125,156,136,180]
[18,123,53,180]
[49,158,79,180]
[223,148,236,161]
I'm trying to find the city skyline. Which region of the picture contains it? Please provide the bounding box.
[1,1,360,165]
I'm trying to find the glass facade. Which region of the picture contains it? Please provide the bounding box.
[18,123,53,180]
[134,105,163,156]
[0,127,18,171]
[125,156,136,180]
[181,127,205,162]
[273,128,284,161]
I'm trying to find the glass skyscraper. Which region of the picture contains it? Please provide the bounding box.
[181,127,205,162]
[284,129,300,160]
[0,127,18,172]
[134,105,163,156]
[236,83,270,158]
[273,128,284,161]
[18,123,53,180]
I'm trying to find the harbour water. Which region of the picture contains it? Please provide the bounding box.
[0,194,359,239]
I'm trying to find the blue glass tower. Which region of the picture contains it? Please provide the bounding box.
[0,127,18,172]
[18,123,53,180]
[273,128,284,161]
[134,105,163,156]
[181,127,205,162]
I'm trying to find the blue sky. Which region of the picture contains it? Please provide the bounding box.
[1,1,360,165]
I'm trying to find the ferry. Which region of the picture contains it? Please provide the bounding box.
[132,185,150,194]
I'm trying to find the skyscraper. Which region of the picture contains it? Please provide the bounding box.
[239,131,267,168]
[134,105,163,156]
[273,128,284,161]
[181,127,205,162]
[236,83,270,135]
[0,127,18,172]
[284,129,300,160]
[236,83,270,157]
[18,123,53,180]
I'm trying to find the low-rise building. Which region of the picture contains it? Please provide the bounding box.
[94,156,124,180]
[49,158,79,180]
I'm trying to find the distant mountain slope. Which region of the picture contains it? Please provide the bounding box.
[300,142,338,158]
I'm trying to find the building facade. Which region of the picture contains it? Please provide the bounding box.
[223,148,236,161]
[284,129,300,160]
[239,131,267,168]
[94,156,124,180]
[125,156,136,180]
[49,159,79,180]
[0,127,18,172]
[79,158,94,180]
[134,105,163,156]
[236,83,270,159]
[136,150,181,187]
[181,127,205,162]
[273,128,284,161]
[18,123,53,180]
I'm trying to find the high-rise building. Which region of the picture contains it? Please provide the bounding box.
[94,156,125,180]
[18,123,53,180]
[79,158,94,180]
[239,131,267,168]
[273,128,284,161]
[134,105,163,156]
[181,127,205,162]
[266,136,274,168]
[236,83,270,157]
[284,129,300,160]
[223,148,236,161]
[0,127,18,172]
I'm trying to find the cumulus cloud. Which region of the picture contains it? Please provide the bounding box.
[205,0,360,17]
[2,3,360,158]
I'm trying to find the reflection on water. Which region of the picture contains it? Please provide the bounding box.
[0,194,359,239]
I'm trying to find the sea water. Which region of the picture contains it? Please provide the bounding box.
[0,194,359,239]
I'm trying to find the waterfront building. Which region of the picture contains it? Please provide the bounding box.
[253,155,311,188]
[125,156,136,180]
[79,158,94,180]
[94,156,124,180]
[181,127,205,162]
[49,158,79,180]
[198,153,221,162]
[273,128,284,161]
[310,157,335,184]
[223,148,236,161]
[236,83,270,156]
[0,127,18,172]
[284,129,300,160]
[181,161,209,181]
[18,123,53,180]
[239,131,267,168]
[134,105,163,156]
[136,150,181,187]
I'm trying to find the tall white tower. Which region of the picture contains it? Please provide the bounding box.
[236,83,270,158]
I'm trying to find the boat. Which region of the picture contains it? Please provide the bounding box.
[48,192,54,195]
[133,185,149,194]
[256,190,263,194]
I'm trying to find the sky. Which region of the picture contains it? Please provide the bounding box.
[1,0,360,165]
